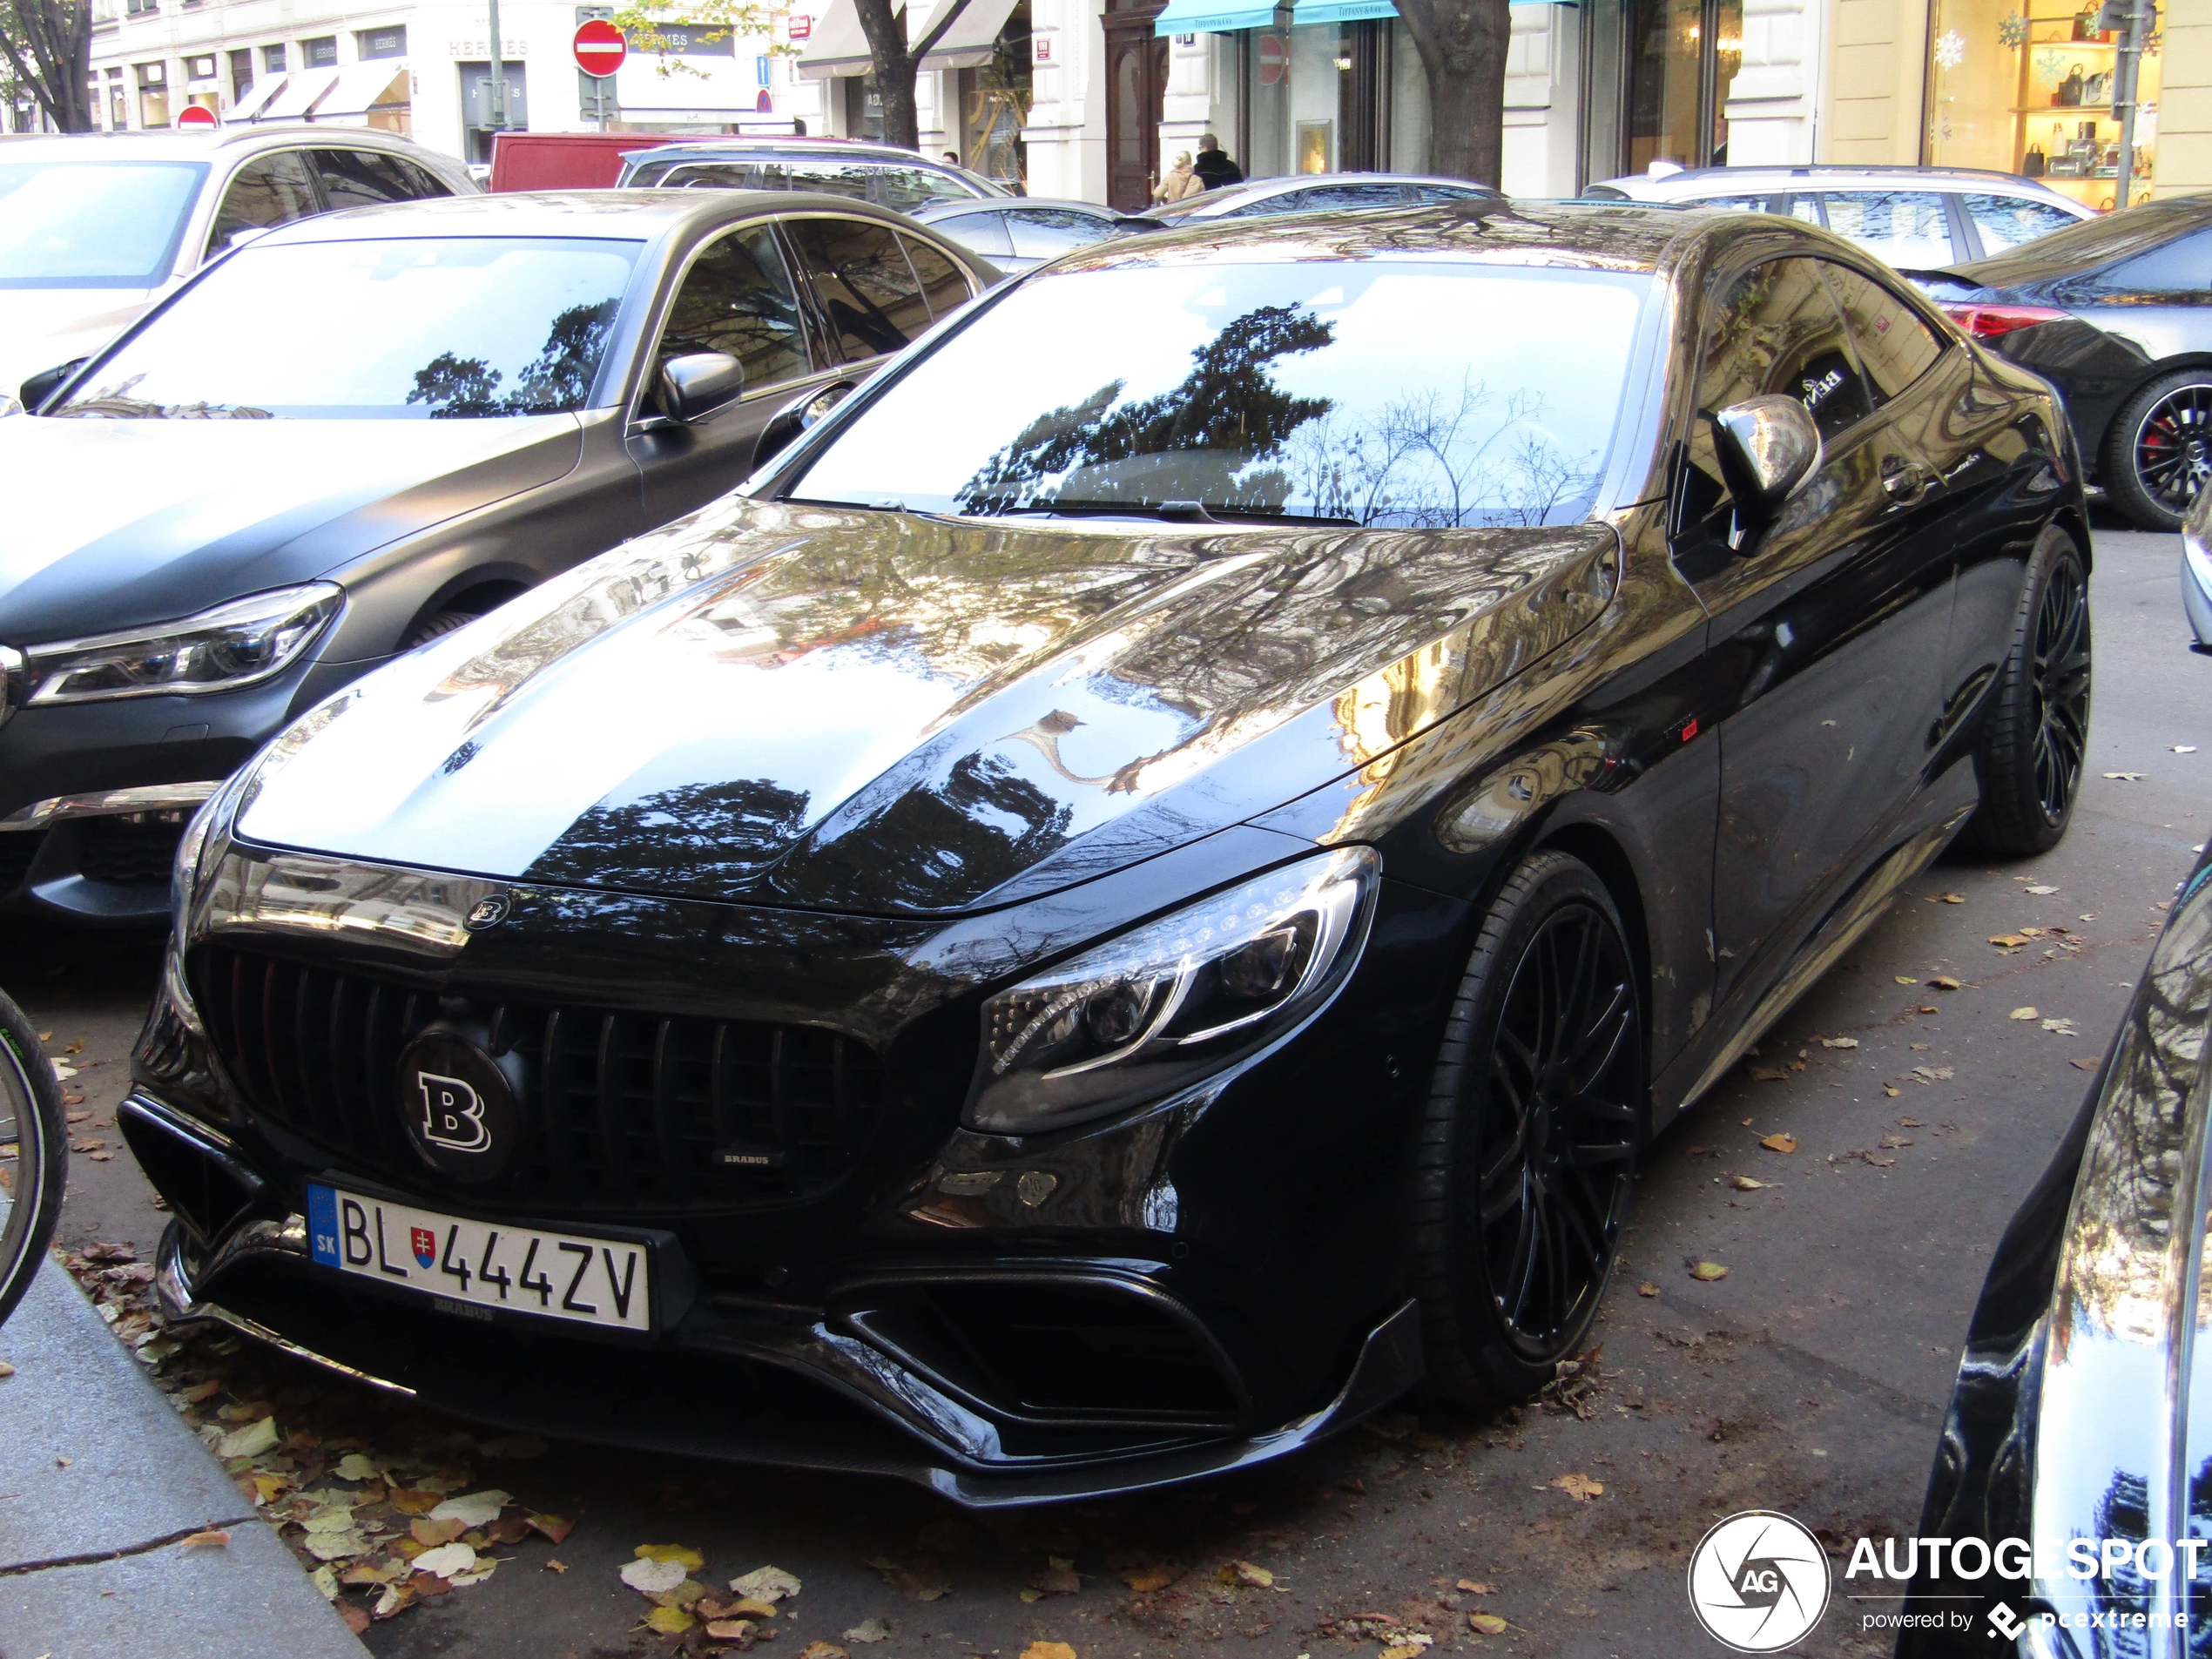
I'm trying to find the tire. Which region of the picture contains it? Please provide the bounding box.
[1410,851,1642,1406]
[2103,369,2212,531]
[0,990,65,1329]
[400,610,482,651]
[1960,524,2092,858]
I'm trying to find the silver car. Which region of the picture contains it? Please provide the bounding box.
[2184,485,2212,653]
[1138,172,1502,226]
[0,128,477,400]
[1583,164,2093,270]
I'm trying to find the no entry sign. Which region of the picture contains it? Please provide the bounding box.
[573,18,627,78]
[177,103,218,127]
[1257,34,1287,85]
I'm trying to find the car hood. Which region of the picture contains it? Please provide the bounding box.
[234,496,1618,917]
[0,287,158,396]
[0,415,586,644]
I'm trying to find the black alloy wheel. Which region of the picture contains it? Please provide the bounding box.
[1962,524,2092,857]
[2107,371,2212,530]
[1413,851,1642,1405]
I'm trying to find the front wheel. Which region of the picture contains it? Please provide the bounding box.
[1410,851,1642,1406]
[1961,524,2091,858]
[2104,369,2212,531]
[0,990,65,1328]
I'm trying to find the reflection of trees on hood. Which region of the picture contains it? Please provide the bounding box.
[525,775,812,891]
[407,298,619,419]
[956,304,1336,514]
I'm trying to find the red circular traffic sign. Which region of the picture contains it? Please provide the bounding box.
[1257,34,1287,85]
[573,18,627,78]
[177,103,219,127]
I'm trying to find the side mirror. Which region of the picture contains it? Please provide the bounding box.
[752,379,857,467]
[657,352,745,425]
[1709,395,1821,528]
[18,357,88,413]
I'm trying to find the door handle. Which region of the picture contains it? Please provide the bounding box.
[1882,458,1935,504]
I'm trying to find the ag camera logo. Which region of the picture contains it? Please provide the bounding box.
[1688,1510,1832,1651]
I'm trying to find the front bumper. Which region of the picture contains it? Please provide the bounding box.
[138,1098,1424,1507]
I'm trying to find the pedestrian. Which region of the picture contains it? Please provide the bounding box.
[1153,151,1202,204]
[944,151,961,166]
[1193,132,1244,191]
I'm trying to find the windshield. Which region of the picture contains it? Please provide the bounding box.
[52,237,642,420]
[790,261,1648,528]
[0,160,208,289]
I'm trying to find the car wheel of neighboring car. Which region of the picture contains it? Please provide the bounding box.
[2105,370,2212,530]
[1962,523,2091,858]
[400,610,482,650]
[1411,850,1642,1406]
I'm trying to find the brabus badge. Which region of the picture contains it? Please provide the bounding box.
[464,894,512,932]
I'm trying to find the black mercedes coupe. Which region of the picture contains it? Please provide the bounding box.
[128,200,2092,1504]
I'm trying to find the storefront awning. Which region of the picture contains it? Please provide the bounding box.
[307,64,409,118]
[918,0,1021,71]
[224,77,287,123]
[1153,0,1282,36]
[795,0,885,78]
[797,0,1016,78]
[1280,0,1552,23]
[254,69,339,121]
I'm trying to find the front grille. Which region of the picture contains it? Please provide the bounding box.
[0,831,39,894]
[192,945,884,1213]
[80,813,189,888]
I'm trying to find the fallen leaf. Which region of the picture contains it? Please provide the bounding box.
[340,1562,398,1586]
[845,1620,897,1644]
[371,1583,413,1620]
[334,1453,382,1482]
[1894,975,1919,985]
[1552,1472,1604,1500]
[1750,1065,1789,1082]
[1458,1579,1497,1594]
[1119,1564,1182,1593]
[645,1604,697,1635]
[2010,1007,2039,1021]
[622,1557,689,1596]
[427,1489,509,1528]
[1817,1036,1859,1049]
[1021,1645,1078,1659]
[544,1559,569,1574]
[410,1517,466,1548]
[730,1565,801,1602]
[2104,772,2146,781]
[705,1619,755,1642]
[1224,1560,1275,1588]
[2175,745,2199,754]
[412,1541,478,1580]
[1898,1117,1925,1128]
[387,1487,441,1515]
[1690,1261,1729,1281]
[338,1603,371,1635]
[1636,1281,1659,1297]
[216,1417,279,1460]
[1730,1175,1770,1190]
[2072,1057,2101,1071]
[486,1514,529,1546]
[180,1528,231,1548]
[1879,1134,1914,1149]
[525,1510,574,1545]
[1029,1563,1082,1595]
[1470,1611,1509,1635]
[1991,934,2030,949]
[1758,1132,1797,1153]
[799,1644,851,1659]
[1931,976,1963,990]
[725,1597,780,1618]
[2027,884,2059,895]
[1882,1084,1901,1097]
[1381,1646,1430,1659]
[637,1543,706,1573]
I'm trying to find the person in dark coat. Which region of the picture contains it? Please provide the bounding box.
[1192,134,1244,191]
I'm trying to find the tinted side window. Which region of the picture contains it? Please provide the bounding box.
[2101,229,2212,293]
[786,217,929,361]
[931,210,1013,257]
[1005,208,1109,259]
[1696,258,1873,443]
[899,233,974,320]
[392,158,455,199]
[660,163,767,190]
[311,149,415,210]
[1818,191,1957,268]
[1413,184,1494,204]
[874,165,973,212]
[1683,193,1772,213]
[1965,194,2079,254]
[654,225,810,397]
[1291,183,1409,210]
[206,151,320,259]
[779,161,877,203]
[1820,263,1946,402]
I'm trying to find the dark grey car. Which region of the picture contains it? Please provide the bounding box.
[0,190,997,925]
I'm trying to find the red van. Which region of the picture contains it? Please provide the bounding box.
[488,132,683,192]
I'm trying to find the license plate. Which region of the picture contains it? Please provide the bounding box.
[306,1184,651,1333]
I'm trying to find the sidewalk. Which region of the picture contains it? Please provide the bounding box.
[0,1258,368,1659]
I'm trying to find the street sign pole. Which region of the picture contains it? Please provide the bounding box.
[489,0,508,139]
[2104,0,2155,210]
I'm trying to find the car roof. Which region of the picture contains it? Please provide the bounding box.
[628,137,968,167]
[1055,198,1703,276]
[1148,172,1501,218]
[913,197,1118,219]
[244,188,924,246]
[1596,163,2082,199]
[0,127,445,164]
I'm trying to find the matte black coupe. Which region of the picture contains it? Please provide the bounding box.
[130,201,2092,1503]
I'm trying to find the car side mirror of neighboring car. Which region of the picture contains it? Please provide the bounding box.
[658,352,745,426]
[17,357,87,414]
[1709,395,1821,529]
[752,379,858,467]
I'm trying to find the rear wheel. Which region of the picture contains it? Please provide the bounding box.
[0,990,64,1328]
[2105,369,2212,530]
[1961,524,2091,857]
[1411,852,1642,1406]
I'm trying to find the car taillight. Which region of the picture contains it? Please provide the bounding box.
[1942,304,2068,341]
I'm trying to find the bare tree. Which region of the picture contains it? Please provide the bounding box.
[0,0,93,133]
[1393,0,1511,185]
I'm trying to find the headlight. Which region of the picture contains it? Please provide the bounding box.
[966,847,1379,1135]
[21,583,341,706]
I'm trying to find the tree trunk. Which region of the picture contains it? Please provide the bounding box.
[850,0,971,152]
[0,0,95,132]
[1393,0,1510,185]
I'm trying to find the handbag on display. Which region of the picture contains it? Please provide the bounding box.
[2060,66,2085,105]
[2023,145,2047,176]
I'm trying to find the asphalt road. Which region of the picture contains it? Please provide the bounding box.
[7,518,2205,1659]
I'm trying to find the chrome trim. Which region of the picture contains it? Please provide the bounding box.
[193,842,505,961]
[0,644,21,733]
[0,779,225,833]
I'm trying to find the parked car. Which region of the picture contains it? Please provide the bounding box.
[1917,196,2212,531]
[0,129,476,402]
[1136,172,1501,226]
[0,190,997,925]
[487,131,684,192]
[617,138,1009,212]
[2190,486,2212,651]
[1899,840,2212,1655]
[910,197,1140,273]
[1585,165,2093,269]
[130,199,2091,1503]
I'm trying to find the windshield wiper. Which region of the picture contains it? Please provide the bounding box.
[974,501,1362,528]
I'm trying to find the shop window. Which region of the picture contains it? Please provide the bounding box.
[227,48,253,101]
[263,44,287,73]
[304,37,338,68]
[136,61,168,127]
[1925,0,2157,211]
[357,25,406,60]
[1819,264,1947,405]
[1963,193,2081,252]
[1820,192,1959,268]
[185,55,215,79]
[1583,0,1744,177]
